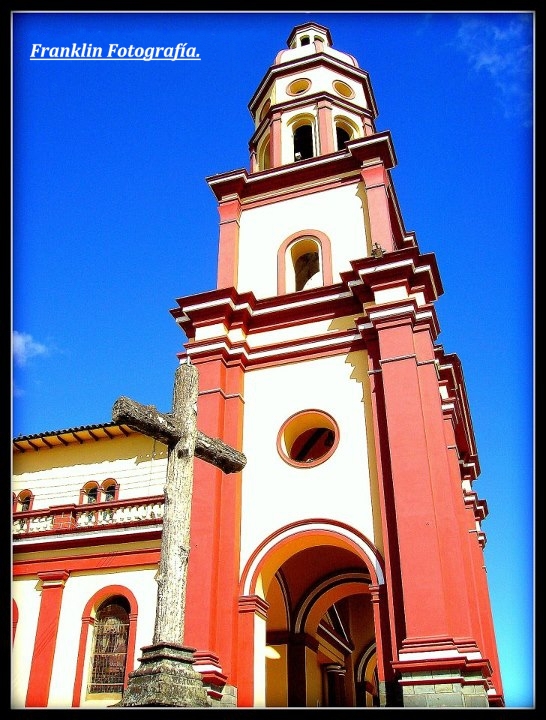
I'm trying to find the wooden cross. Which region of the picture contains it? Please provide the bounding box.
[112,361,246,649]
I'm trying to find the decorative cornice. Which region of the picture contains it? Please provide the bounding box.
[248,51,377,119]
[206,133,396,202]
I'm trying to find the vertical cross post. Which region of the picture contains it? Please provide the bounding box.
[152,361,198,648]
[111,362,246,707]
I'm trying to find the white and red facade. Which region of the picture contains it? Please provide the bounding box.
[12,23,504,708]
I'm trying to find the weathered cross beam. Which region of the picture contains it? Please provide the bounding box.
[113,397,244,475]
[112,361,246,708]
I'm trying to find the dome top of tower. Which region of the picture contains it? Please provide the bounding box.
[275,22,359,68]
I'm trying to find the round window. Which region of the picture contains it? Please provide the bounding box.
[333,80,355,99]
[287,78,311,96]
[277,410,339,468]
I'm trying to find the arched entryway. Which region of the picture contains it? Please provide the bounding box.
[238,521,387,708]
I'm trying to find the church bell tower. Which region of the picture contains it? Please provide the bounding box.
[170,22,504,708]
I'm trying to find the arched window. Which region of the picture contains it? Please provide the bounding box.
[87,596,130,696]
[293,124,314,161]
[73,585,138,707]
[336,126,351,150]
[291,238,321,291]
[259,136,271,171]
[102,480,118,502]
[80,482,99,505]
[14,490,33,513]
[277,230,333,295]
[334,117,359,151]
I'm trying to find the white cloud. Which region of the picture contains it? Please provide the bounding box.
[12,331,49,367]
[454,16,533,124]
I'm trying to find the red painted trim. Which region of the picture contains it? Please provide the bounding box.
[364,301,497,683]
[14,545,161,577]
[363,334,401,682]
[368,584,393,684]
[206,133,394,203]
[360,164,396,253]
[72,585,139,707]
[184,333,367,372]
[270,110,282,168]
[248,54,377,120]
[217,198,242,289]
[240,520,384,597]
[242,173,359,211]
[183,356,245,690]
[172,247,441,340]
[317,98,335,155]
[26,570,70,707]
[236,595,270,706]
[12,598,18,644]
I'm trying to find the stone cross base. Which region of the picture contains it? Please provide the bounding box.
[119,642,212,707]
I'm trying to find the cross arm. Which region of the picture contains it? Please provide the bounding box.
[112,396,247,474]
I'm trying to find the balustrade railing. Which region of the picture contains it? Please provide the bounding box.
[12,496,164,536]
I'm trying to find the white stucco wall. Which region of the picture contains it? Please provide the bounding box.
[239,351,375,574]
[13,435,168,510]
[11,577,41,708]
[237,184,367,299]
[275,65,366,108]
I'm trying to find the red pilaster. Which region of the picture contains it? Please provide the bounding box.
[270,111,282,168]
[462,477,505,698]
[236,595,269,707]
[361,164,395,252]
[366,297,496,683]
[249,146,258,173]
[465,511,504,699]
[439,356,503,698]
[369,583,395,684]
[217,198,242,289]
[26,570,70,707]
[412,320,477,642]
[364,333,405,661]
[442,403,487,643]
[184,353,245,689]
[372,306,448,641]
[317,99,335,155]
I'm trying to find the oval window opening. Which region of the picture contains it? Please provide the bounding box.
[333,80,354,99]
[278,410,339,468]
[287,78,311,95]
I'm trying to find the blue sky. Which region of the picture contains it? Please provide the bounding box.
[11,11,534,708]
